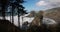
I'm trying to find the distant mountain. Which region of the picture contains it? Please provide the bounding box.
[27,7,60,23]
[45,7,60,23]
[27,11,36,17]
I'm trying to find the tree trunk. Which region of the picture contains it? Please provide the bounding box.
[2,5,6,20]
[18,9,20,28]
[10,12,11,22]
[1,0,9,20]
[12,5,14,24]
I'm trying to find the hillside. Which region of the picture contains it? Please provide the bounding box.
[27,7,60,23]
[0,19,22,32]
[45,7,60,23]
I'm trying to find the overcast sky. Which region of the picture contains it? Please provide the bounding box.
[23,0,60,12]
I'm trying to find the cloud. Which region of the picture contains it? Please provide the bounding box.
[36,1,48,6]
[36,0,60,9]
[47,0,60,3]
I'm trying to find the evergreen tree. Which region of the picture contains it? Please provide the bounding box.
[0,0,9,20]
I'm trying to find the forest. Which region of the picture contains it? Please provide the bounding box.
[0,0,60,32]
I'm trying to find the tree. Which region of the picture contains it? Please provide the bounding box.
[9,0,27,28]
[0,0,9,20]
[0,0,27,28]
[15,0,27,28]
[15,0,24,28]
[17,5,27,28]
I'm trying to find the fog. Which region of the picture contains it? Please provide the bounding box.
[0,13,57,28]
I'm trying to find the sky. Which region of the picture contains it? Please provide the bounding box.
[23,0,60,12]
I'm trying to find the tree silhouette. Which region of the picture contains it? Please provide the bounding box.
[0,0,27,28]
[0,0,9,20]
[9,0,27,28]
[15,0,27,28]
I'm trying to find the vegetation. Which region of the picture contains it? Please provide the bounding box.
[0,0,60,32]
[0,0,27,28]
[0,19,22,32]
[0,0,27,32]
